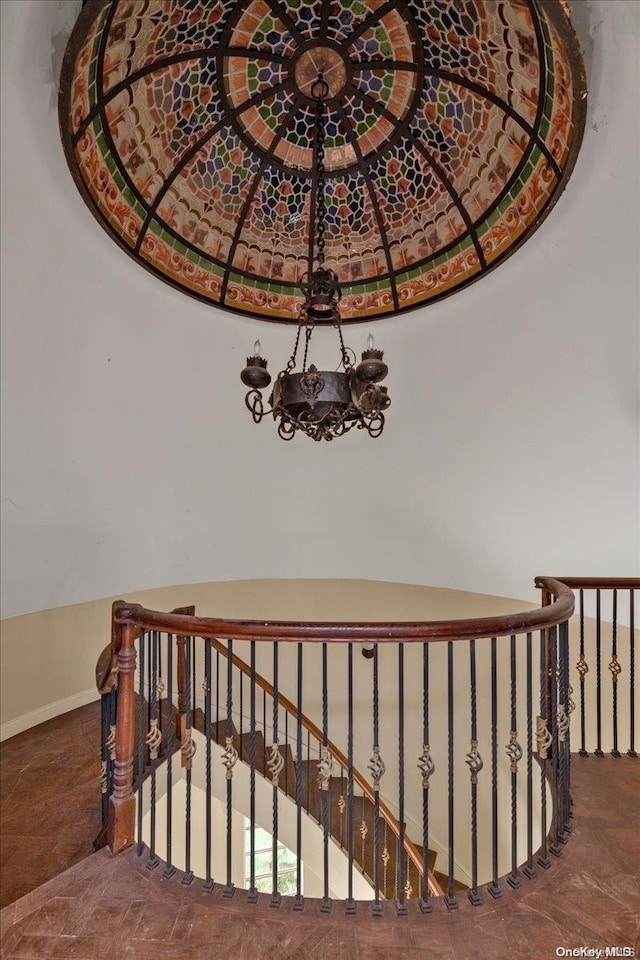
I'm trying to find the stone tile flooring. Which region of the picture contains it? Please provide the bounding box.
[1,705,639,958]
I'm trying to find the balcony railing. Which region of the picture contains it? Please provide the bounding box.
[97,576,638,914]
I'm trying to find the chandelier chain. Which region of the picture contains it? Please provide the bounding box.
[315,91,326,269]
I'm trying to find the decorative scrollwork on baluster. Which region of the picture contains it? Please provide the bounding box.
[359,819,368,841]
[567,684,575,715]
[417,744,435,788]
[404,878,413,900]
[557,705,570,743]
[317,745,334,790]
[367,746,386,792]
[337,795,346,814]
[266,743,285,786]
[145,718,163,760]
[576,655,589,679]
[105,724,116,761]
[181,729,197,769]
[221,737,237,780]
[381,846,390,867]
[608,654,622,683]
[99,759,108,794]
[465,740,484,783]
[505,731,523,772]
[536,717,552,759]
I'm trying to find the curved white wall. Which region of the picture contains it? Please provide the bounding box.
[1,0,639,622]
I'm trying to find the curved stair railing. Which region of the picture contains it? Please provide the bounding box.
[96,577,638,914]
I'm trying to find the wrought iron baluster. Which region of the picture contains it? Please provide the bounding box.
[239,669,244,762]
[595,589,604,756]
[488,637,501,898]
[467,638,482,904]
[397,643,407,914]
[445,640,457,909]
[559,620,571,839]
[346,643,355,914]
[294,642,304,910]
[163,633,175,878]
[578,589,588,756]
[320,642,331,913]
[136,629,145,856]
[629,590,637,757]
[204,639,213,892]
[506,635,521,888]
[537,628,551,870]
[147,630,160,869]
[270,642,282,908]
[610,590,621,757]
[100,690,109,826]
[371,643,382,916]
[182,635,194,885]
[223,639,235,897]
[248,640,258,903]
[523,632,536,880]
[191,636,197,733]
[419,642,432,913]
[549,626,561,857]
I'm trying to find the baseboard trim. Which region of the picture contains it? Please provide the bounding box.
[0,688,99,742]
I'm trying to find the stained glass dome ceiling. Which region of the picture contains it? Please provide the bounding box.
[59,0,586,322]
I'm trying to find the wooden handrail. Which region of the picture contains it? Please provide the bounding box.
[536,577,639,590]
[205,636,442,897]
[112,576,574,643]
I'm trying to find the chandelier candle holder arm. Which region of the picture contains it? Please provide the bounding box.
[240,77,390,442]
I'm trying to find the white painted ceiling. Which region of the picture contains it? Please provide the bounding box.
[1,1,638,620]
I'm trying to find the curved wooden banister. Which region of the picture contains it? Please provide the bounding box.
[112,576,574,643]
[205,636,442,897]
[536,577,639,590]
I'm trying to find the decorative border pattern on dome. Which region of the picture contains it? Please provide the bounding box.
[59,0,586,323]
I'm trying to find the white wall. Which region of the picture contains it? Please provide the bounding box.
[1,0,638,622]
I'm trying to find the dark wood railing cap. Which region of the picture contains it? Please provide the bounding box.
[112,577,575,643]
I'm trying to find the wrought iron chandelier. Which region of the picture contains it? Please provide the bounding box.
[241,76,390,442]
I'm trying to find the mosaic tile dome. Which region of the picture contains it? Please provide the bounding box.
[59,0,586,322]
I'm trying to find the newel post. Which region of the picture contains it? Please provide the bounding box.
[107,611,137,855]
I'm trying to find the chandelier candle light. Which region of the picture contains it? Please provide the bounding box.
[241,75,390,442]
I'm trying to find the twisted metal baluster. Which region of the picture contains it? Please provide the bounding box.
[147,630,160,869]
[467,638,482,904]
[99,690,109,826]
[163,633,176,878]
[320,642,331,913]
[372,643,382,917]
[419,642,432,912]
[223,639,235,897]
[611,589,621,757]
[203,639,213,892]
[182,636,194,885]
[293,643,304,910]
[578,589,588,756]
[506,634,521,889]
[559,620,571,838]
[248,640,258,903]
[445,640,457,910]
[136,629,146,856]
[346,643,355,914]
[629,590,637,757]
[523,632,536,880]
[271,642,281,908]
[488,637,501,898]
[397,643,408,914]
[537,629,551,869]
[595,589,604,756]
[549,626,561,858]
